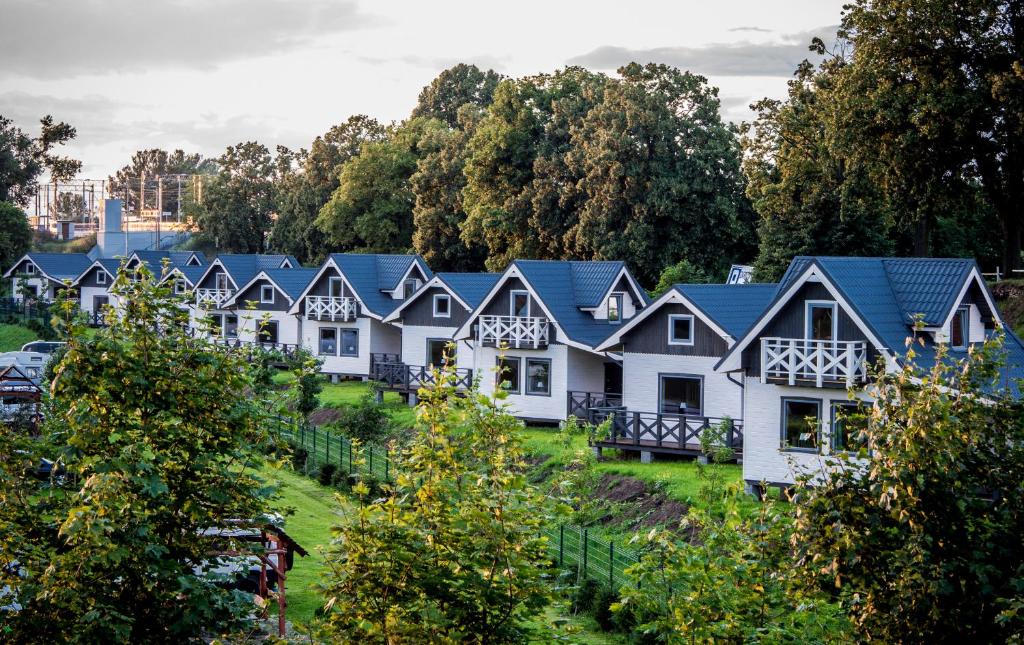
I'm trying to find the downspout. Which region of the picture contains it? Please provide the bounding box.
[726,369,745,426]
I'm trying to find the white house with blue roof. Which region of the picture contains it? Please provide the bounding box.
[4,252,93,301]
[191,254,299,339]
[380,272,501,396]
[592,283,777,459]
[288,253,431,378]
[222,267,318,350]
[715,256,1024,494]
[454,260,649,423]
[73,258,123,316]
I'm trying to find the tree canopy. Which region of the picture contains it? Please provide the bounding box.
[0,114,80,206]
[107,148,216,215]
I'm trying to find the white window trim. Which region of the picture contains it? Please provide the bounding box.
[403,278,421,299]
[433,294,451,318]
[951,305,969,350]
[260,285,275,304]
[96,271,107,285]
[280,258,293,268]
[607,292,625,324]
[319,327,338,356]
[510,290,530,318]
[24,263,35,275]
[327,276,343,299]
[339,328,359,357]
[804,300,838,340]
[667,314,695,346]
[174,280,186,294]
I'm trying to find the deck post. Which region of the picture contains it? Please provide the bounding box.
[640,450,653,464]
[408,391,418,406]
[632,412,640,446]
[374,389,383,404]
[592,445,602,458]
[697,454,709,465]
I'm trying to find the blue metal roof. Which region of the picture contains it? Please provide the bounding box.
[131,250,206,270]
[263,268,318,301]
[20,253,93,282]
[674,283,777,338]
[175,264,207,286]
[329,254,431,317]
[216,254,299,287]
[512,260,648,347]
[437,273,500,308]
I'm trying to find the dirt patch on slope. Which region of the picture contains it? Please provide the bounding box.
[308,407,343,426]
[591,474,688,531]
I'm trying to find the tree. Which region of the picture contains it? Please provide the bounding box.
[0,265,274,642]
[792,336,1024,641]
[190,141,277,253]
[107,148,216,215]
[0,200,32,272]
[316,118,446,254]
[412,63,503,128]
[317,365,552,642]
[0,115,79,207]
[650,258,712,297]
[270,116,386,263]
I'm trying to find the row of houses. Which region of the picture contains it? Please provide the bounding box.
[6,250,1023,492]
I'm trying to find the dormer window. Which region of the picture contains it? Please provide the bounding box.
[174,280,187,295]
[96,271,107,285]
[805,301,837,341]
[433,294,451,318]
[403,278,420,299]
[668,314,694,346]
[187,255,201,266]
[280,258,293,268]
[950,306,969,349]
[260,285,275,304]
[608,293,623,324]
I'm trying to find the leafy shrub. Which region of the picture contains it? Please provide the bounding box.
[291,446,309,471]
[318,463,337,487]
[571,577,602,613]
[332,392,392,444]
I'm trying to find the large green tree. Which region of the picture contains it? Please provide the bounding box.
[411,63,503,128]
[0,115,80,206]
[0,200,33,272]
[316,118,446,254]
[107,148,216,215]
[190,141,277,253]
[270,116,386,263]
[569,63,754,285]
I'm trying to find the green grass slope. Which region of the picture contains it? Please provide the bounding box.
[0,324,37,352]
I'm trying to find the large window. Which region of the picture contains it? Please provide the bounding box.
[319,328,337,355]
[340,329,359,356]
[427,339,449,367]
[526,358,551,396]
[258,320,279,344]
[328,276,343,298]
[225,315,238,338]
[510,290,530,317]
[433,294,451,318]
[660,375,701,414]
[208,313,223,336]
[950,306,969,349]
[260,285,275,304]
[782,398,821,451]
[496,357,521,394]
[96,271,107,285]
[806,301,837,341]
[667,314,694,346]
[607,293,623,324]
[831,401,868,452]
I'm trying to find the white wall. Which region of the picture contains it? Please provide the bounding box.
[400,324,458,366]
[590,290,639,321]
[741,377,870,486]
[621,353,743,422]
[566,347,607,393]
[236,311,301,346]
[474,343,569,421]
[303,317,400,376]
[79,285,110,314]
[10,277,48,300]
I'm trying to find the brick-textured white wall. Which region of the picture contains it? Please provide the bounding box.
[303,317,373,376]
[565,347,607,392]
[236,311,301,346]
[741,377,871,485]
[474,343,569,421]
[78,285,109,313]
[621,353,743,421]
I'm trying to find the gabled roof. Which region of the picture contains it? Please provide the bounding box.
[226,267,318,307]
[383,272,500,323]
[129,250,206,270]
[73,258,122,285]
[195,253,299,292]
[3,252,92,282]
[322,254,432,317]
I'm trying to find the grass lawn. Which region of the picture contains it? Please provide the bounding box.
[0,323,38,352]
[265,466,349,627]
[317,379,417,429]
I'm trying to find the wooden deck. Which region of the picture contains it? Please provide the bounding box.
[579,402,743,460]
[370,361,473,393]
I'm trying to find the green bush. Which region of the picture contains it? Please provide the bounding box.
[332,392,392,444]
[318,463,337,487]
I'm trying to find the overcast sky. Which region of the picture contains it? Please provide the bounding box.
[0,0,845,178]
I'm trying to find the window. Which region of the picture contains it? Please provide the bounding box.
[258,320,278,344]
[225,315,238,338]
[208,313,223,336]
[511,290,530,317]
[607,293,623,324]
[806,301,837,341]
[340,329,359,356]
[782,398,821,451]
[831,402,868,452]
[433,294,451,318]
[660,375,702,414]
[280,258,292,268]
[526,358,551,396]
[96,271,107,285]
[427,339,449,367]
[174,279,187,295]
[496,357,521,394]
[260,285,275,304]
[319,328,337,355]
[24,263,34,275]
[215,272,229,291]
[404,278,420,299]
[950,306,969,349]
[187,255,201,266]
[667,314,694,346]
[328,276,343,298]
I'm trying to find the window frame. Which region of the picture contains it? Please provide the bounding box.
[525,358,552,397]
[339,329,359,357]
[260,284,275,304]
[259,320,279,344]
[510,290,530,318]
[426,338,449,368]
[318,327,338,356]
[495,356,522,395]
[433,293,451,318]
[658,373,703,415]
[607,292,624,324]
[24,263,35,275]
[780,397,822,453]
[403,278,420,299]
[174,279,187,295]
[96,270,107,285]
[830,401,868,453]
[327,276,343,299]
[950,305,969,350]
[805,300,838,341]
[667,314,695,346]
[215,272,229,292]
[224,314,238,339]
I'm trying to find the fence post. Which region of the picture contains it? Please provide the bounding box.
[559,525,564,567]
[326,428,330,465]
[582,528,588,579]
[384,448,389,481]
[609,541,614,589]
[348,439,353,473]
[312,427,318,467]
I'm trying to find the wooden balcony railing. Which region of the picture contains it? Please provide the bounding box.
[370,361,473,392]
[761,337,868,387]
[567,390,623,419]
[588,407,743,453]
[306,296,358,321]
[195,288,235,308]
[477,315,549,349]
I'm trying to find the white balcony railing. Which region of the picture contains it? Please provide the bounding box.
[761,337,868,387]
[195,288,235,308]
[306,295,358,321]
[477,315,549,349]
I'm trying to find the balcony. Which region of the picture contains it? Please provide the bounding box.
[760,337,868,387]
[370,361,474,392]
[306,296,358,321]
[195,288,235,308]
[477,315,549,349]
[588,407,743,457]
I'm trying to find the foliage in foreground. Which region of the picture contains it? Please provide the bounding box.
[316,363,553,643]
[0,264,275,643]
[792,335,1024,642]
